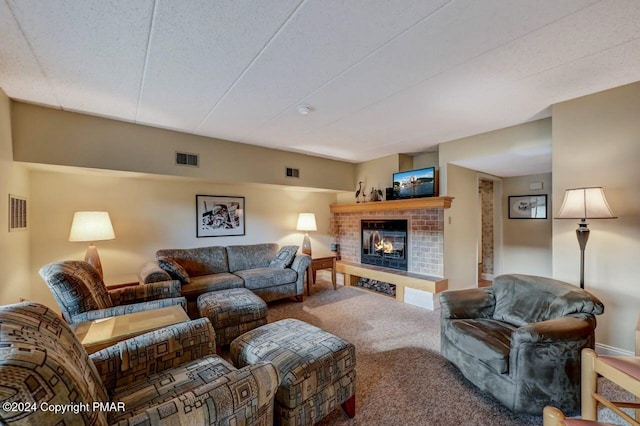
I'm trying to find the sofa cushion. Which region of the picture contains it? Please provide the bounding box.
[227,243,279,273]
[157,246,229,276]
[158,256,190,284]
[235,267,297,290]
[492,274,605,326]
[269,245,299,269]
[443,318,517,375]
[179,273,244,299]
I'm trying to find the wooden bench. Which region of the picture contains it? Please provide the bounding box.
[336,260,447,309]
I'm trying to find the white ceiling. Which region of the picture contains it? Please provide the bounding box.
[2,0,640,177]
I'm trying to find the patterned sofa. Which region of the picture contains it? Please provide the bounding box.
[439,274,604,415]
[40,260,186,325]
[140,243,311,316]
[0,302,279,425]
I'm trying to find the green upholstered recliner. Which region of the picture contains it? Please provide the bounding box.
[40,260,187,325]
[0,302,279,425]
[440,274,604,415]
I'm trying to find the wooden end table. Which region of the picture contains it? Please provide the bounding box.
[70,305,190,354]
[307,256,337,295]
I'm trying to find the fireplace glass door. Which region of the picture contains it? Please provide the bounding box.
[361,220,408,271]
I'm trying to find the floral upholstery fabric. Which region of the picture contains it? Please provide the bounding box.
[157,256,191,284]
[40,260,186,325]
[197,288,268,346]
[0,302,109,425]
[226,243,279,273]
[0,302,279,426]
[269,245,299,269]
[231,318,357,426]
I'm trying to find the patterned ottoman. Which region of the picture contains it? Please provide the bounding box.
[197,288,268,354]
[230,318,356,425]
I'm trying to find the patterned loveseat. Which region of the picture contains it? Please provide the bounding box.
[40,260,186,325]
[140,243,311,316]
[0,302,279,425]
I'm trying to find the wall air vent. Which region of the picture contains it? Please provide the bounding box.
[286,167,300,178]
[176,151,199,167]
[9,194,27,232]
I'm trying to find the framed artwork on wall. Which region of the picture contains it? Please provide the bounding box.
[196,195,245,237]
[508,194,547,219]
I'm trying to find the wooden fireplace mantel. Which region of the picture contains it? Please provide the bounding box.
[329,196,453,213]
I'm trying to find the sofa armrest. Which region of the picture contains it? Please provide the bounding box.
[112,362,279,426]
[291,253,311,295]
[511,314,596,347]
[439,287,495,319]
[90,318,216,394]
[69,297,186,324]
[109,280,182,305]
[137,260,172,284]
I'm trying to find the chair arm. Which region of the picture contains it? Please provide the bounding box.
[69,297,186,324]
[439,287,495,319]
[137,260,172,284]
[291,253,312,294]
[90,318,216,393]
[112,362,279,425]
[511,315,596,347]
[109,280,182,305]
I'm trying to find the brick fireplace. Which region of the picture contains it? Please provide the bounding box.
[331,208,444,277]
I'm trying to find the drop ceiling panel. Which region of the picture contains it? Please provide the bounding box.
[245,0,597,151]
[195,0,449,140]
[0,1,58,105]
[6,0,153,119]
[136,0,302,131]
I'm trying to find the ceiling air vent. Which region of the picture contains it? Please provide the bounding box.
[286,167,300,178]
[176,151,199,167]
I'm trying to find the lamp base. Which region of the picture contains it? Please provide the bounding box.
[85,243,104,278]
[302,233,312,256]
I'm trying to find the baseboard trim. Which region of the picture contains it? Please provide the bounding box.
[595,343,634,356]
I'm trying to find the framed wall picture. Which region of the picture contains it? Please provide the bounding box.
[196,195,245,237]
[508,194,547,219]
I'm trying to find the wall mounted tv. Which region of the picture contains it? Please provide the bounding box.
[392,167,437,199]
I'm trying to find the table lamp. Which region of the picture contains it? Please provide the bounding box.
[69,211,115,278]
[296,213,317,256]
[556,187,616,288]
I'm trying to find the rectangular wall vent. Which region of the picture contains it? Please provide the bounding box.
[286,167,300,178]
[176,152,199,167]
[9,194,27,232]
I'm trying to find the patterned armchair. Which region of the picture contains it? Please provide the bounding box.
[0,302,280,425]
[40,260,187,324]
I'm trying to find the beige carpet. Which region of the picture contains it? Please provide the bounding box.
[264,275,633,426]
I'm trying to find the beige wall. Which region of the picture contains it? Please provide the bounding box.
[28,168,338,311]
[443,164,479,290]
[0,90,30,305]
[11,102,355,192]
[412,151,438,169]
[502,173,552,276]
[553,82,640,353]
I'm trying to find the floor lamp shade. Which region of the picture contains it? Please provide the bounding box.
[556,187,616,288]
[296,213,317,256]
[69,211,115,278]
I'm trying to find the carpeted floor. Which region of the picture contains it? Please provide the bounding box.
[263,275,633,426]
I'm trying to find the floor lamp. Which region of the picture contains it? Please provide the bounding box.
[556,187,616,288]
[69,211,116,278]
[296,213,317,256]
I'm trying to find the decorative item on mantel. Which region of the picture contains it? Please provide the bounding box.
[355,181,363,203]
[370,187,383,202]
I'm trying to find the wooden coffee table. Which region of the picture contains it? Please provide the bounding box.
[70,305,190,354]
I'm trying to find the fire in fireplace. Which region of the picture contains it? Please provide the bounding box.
[361,219,408,271]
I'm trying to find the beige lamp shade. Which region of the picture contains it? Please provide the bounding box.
[69,211,115,278]
[296,213,317,256]
[556,187,616,219]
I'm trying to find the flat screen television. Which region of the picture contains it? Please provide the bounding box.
[392,167,436,199]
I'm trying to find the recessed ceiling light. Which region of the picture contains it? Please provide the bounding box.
[297,104,311,115]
